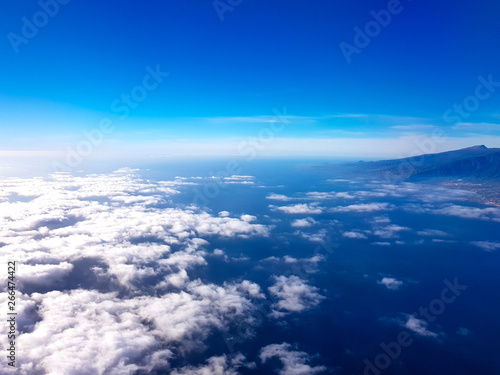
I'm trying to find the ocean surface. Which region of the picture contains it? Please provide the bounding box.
[2,158,500,374]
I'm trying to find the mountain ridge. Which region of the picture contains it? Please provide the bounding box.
[310,145,500,206]
[339,145,500,180]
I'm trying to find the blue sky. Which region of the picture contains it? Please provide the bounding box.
[1,0,500,159]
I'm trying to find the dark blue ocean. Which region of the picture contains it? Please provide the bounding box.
[11,158,500,374]
[114,158,500,375]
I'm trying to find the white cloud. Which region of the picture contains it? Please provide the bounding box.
[355,190,389,198]
[306,191,355,200]
[269,204,323,214]
[331,203,392,213]
[471,241,500,251]
[283,255,298,263]
[0,171,272,374]
[374,225,410,239]
[238,280,265,298]
[267,191,354,203]
[284,255,323,264]
[342,231,367,239]
[268,276,325,317]
[262,255,324,267]
[431,239,456,244]
[17,262,73,287]
[294,229,328,243]
[417,229,450,237]
[11,279,263,374]
[372,216,391,224]
[437,205,500,220]
[213,249,225,256]
[219,175,255,185]
[172,353,255,375]
[241,214,257,222]
[224,175,255,181]
[225,180,255,185]
[266,194,296,201]
[378,277,403,290]
[406,204,500,222]
[291,217,317,228]
[401,315,438,338]
[262,255,324,276]
[259,343,326,375]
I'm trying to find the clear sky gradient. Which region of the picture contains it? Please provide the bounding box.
[1,0,500,160]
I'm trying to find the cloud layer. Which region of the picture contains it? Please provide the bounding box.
[0,170,271,374]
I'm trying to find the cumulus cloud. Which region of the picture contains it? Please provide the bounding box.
[268,276,325,317]
[269,204,323,215]
[361,182,475,203]
[262,255,324,275]
[266,194,296,202]
[213,249,225,256]
[404,316,438,337]
[342,231,367,239]
[374,224,410,239]
[17,262,74,287]
[417,229,450,237]
[294,229,329,243]
[172,353,255,375]
[267,191,354,202]
[196,175,256,185]
[291,217,317,228]
[306,191,355,200]
[225,181,255,185]
[406,204,500,222]
[17,290,165,374]
[354,190,389,198]
[259,343,326,375]
[431,239,456,244]
[378,277,403,290]
[401,315,438,337]
[372,216,391,224]
[471,241,500,251]
[241,214,257,222]
[223,175,255,182]
[263,255,323,264]
[0,170,272,374]
[372,241,391,246]
[12,280,263,374]
[330,203,392,213]
[285,255,323,264]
